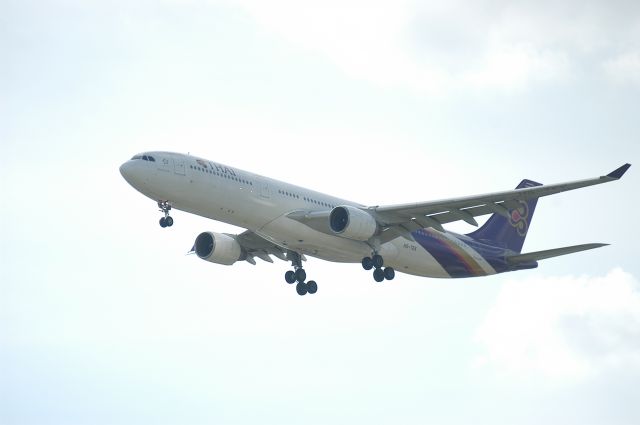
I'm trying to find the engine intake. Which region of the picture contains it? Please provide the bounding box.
[329,205,377,241]
[194,232,243,265]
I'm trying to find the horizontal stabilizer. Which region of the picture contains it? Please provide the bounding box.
[506,243,609,264]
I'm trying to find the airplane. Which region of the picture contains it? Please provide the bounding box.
[120,152,630,296]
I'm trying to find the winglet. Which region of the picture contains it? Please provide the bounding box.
[607,163,631,179]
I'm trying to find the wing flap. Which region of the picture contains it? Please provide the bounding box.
[506,243,609,264]
[236,230,289,263]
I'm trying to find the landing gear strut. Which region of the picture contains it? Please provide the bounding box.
[284,252,317,296]
[158,201,173,228]
[362,253,395,282]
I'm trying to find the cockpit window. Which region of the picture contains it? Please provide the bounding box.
[135,154,156,162]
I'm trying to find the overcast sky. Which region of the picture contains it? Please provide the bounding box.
[2,1,639,424]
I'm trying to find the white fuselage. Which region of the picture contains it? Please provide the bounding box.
[120,151,487,278]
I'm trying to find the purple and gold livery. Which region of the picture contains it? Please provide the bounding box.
[412,180,542,278]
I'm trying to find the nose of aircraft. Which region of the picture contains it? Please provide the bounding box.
[120,160,144,188]
[119,161,133,181]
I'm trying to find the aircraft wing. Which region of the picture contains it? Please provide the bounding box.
[286,210,332,233]
[370,164,631,241]
[235,230,290,265]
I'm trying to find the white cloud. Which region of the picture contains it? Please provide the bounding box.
[462,43,569,91]
[474,268,640,381]
[230,0,640,94]
[234,0,446,92]
[603,51,640,87]
[229,0,565,94]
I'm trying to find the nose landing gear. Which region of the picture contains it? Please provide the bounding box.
[284,252,318,296]
[362,254,395,282]
[158,201,173,228]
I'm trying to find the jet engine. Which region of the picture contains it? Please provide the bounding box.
[329,205,378,241]
[194,232,243,265]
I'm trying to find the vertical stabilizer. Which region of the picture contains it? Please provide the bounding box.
[467,179,542,253]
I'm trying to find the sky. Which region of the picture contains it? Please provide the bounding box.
[1,1,640,424]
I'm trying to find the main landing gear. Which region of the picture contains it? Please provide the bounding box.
[284,252,317,296]
[361,254,395,282]
[158,201,174,228]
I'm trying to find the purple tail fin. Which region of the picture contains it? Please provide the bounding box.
[467,179,542,253]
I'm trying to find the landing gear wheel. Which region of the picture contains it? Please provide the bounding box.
[296,282,308,296]
[306,280,318,294]
[158,201,173,229]
[373,268,385,282]
[158,201,173,228]
[362,257,374,270]
[295,268,307,283]
[383,267,395,281]
[285,270,296,284]
[287,252,317,296]
[372,254,384,268]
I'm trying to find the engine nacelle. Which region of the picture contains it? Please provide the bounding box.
[194,232,243,265]
[329,205,378,241]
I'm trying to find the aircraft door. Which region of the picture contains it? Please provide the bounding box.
[173,158,185,175]
[158,156,171,172]
[259,180,270,198]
